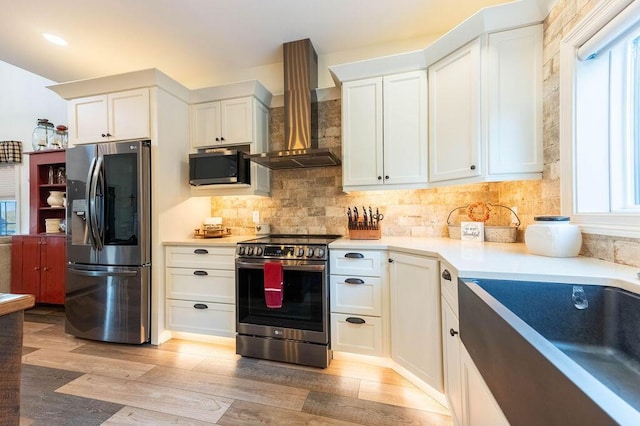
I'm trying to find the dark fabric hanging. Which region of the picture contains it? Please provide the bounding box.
[0,141,22,164]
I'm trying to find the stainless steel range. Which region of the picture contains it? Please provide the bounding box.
[235,234,340,368]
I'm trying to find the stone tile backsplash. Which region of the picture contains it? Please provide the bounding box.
[210,0,640,269]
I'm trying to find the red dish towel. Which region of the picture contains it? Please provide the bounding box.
[264,262,283,309]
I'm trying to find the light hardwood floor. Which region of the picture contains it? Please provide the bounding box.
[20,307,452,425]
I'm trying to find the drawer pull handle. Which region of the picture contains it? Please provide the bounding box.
[193,303,209,309]
[344,252,364,259]
[344,278,365,284]
[194,249,209,254]
[346,317,366,325]
[450,328,459,337]
[193,270,208,276]
[441,269,452,281]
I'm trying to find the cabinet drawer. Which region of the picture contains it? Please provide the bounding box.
[330,250,382,277]
[166,246,235,269]
[330,275,381,316]
[165,299,235,338]
[331,313,383,356]
[166,268,235,304]
[440,263,459,317]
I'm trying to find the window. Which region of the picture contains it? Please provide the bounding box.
[0,166,17,236]
[560,0,640,238]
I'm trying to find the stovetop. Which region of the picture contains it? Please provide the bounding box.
[238,234,342,246]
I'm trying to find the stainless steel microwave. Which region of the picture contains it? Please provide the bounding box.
[189,150,251,186]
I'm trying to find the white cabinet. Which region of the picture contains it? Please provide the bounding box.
[189,96,270,196]
[341,70,427,191]
[68,88,150,145]
[389,251,442,392]
[165,245,236,338]
[329,249,389,356]
[440,263,508,426]
[191,96,259,148]
[428,24,543,185]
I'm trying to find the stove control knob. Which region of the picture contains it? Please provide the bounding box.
[255,247,263,256]
[237,246,245,256]
[296,247,305,257]
[247,246,254,256]
[316,248,325,258]
[306,248,315,257]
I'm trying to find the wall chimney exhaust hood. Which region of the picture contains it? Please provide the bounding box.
[249,39,341,170]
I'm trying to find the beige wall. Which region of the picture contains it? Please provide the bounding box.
[211,0,640,268]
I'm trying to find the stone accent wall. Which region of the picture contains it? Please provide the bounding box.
[211,0,640,268]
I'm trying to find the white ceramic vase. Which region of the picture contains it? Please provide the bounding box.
[47,191,65,207]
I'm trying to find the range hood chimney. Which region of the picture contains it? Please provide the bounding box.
[249,39,341,169]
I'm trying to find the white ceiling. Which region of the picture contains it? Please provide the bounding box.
[1,0,510,94]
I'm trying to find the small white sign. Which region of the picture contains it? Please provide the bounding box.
[461,221,484,242]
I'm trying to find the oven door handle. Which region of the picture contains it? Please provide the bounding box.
[236,260,326,272]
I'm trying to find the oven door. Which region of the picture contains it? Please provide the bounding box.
[236,258,328,345]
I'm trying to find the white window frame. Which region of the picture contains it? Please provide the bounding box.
[0,165,20,236]
[560,0,640,238]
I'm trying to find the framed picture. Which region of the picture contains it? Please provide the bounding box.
[461,221,484,242]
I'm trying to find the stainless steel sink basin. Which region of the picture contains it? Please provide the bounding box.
[459,278,640,426]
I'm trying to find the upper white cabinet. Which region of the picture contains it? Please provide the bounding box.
[389,252,442,392]
[68,88,150,145]
[428,24,543,185]
[191,96,257,148]
[341,70,427,192]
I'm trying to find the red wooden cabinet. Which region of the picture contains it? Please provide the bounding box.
[11,230,66,304]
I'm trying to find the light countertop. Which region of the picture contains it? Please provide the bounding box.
[0,293,35,316]
[163,235,254,247]
[330,237,640,294]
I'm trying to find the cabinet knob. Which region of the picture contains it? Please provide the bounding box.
[101,133,107,137]
[107,133,112,137]
[388,258,394,263]
[215,137,220,141]
[470,165,476,170]
[43,267,49,271]
[220,137,225,141]
[377,176,382,180]
[441,269,452,281]
[34,266,40,271]
[450,328,459,336]
[385,175,389,180]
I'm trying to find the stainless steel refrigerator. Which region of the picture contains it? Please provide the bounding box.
[65,139,151,344]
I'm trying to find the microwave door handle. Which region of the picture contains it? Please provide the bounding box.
[88,156,104,250]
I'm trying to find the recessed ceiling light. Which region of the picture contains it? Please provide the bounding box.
[41,33,68,47]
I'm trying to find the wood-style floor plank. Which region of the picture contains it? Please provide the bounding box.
[22,349,154,380]
[218,400,362,426]
[157,338,238,360]
[358,380,450,415]
[71,340,207,371]
[22,322,53,334]
[302,391,454,426]
[137,365,309,411]
[195,355,361,398]
[103,406,215,425]
[56,373,233,423]
[22,333,85,352]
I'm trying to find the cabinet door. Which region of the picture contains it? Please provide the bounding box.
[14,236,41,300]
[108,88,150,141]
[442,298,463,426]
[429,39,481,182]
[40,236,66,305]
[221,97,253,145]
[68,95,108,145]
[191,102,222,148]
[389,252,442,391]
[342,77,384,187]
[383,71,428,185]
[487,25,543,175]
[461,345,510,426]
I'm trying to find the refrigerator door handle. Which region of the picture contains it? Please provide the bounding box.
[88,156,105,250]
[67,268,138,278]
[85,156,98,250]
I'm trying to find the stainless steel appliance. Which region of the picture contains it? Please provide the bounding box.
[235,234,339,368]
[189,149,251,186]
[65,139,151,344]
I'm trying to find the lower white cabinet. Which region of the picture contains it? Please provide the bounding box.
[165,245,236,338]
[389,252,442,391]
[440,263,508,426]
[329,249,389,356]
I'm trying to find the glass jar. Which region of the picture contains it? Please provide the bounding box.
[31,119,54,151]
[51,125,68,149]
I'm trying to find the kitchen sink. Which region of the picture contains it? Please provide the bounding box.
[459,278,640,426]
